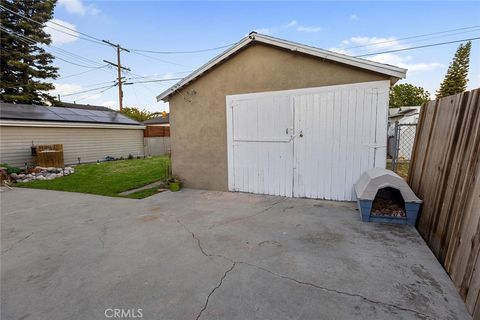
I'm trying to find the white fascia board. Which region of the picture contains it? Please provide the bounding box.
[0,120,146,130]
[253,34,407,78]
[156,36,254,102]
[156,33,407,102]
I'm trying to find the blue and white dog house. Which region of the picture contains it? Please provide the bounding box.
[355,168,422,225]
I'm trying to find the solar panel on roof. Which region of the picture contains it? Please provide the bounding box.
[0,105,65,121]
[58,114,95,122]
[67,108,95,116]
[0,103,141,125]
[50,107,77,115]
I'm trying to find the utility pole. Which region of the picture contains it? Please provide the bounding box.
[102,40,130,112]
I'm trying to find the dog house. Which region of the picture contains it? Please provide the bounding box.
[355,168,422,225]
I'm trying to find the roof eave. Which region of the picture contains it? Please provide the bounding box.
[156,35,254,102]
[156,32,408,102]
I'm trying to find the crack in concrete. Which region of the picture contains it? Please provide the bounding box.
[196,263,236,320]
[177,219,234,263]
[238,261,432,320]
[1,232,34,255]
[208,197,287,230]
[98,224,107,248]
[176,218,434,320]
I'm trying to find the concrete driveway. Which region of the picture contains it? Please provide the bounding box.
[1,188,471,320]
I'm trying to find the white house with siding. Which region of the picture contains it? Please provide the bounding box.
[0,102,145,167]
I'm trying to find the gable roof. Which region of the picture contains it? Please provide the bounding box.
[157,32,407,102]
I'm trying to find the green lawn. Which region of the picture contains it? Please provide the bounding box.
[17,156,170,199]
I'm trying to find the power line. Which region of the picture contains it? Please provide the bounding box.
[343,25,480,50]
[129,25,480,55]
[0,25,116,77]
[124,78,183,85]
[72,85,116,103]
[124,71,192,80]
[124,70,159,94]
[0,25,100,67]
[57,65,110,80]
[61,84,117,97]
[356,36,480,57]
[80,80,118,88]
[0,26,94,68]
[0,4,109,47]
[50,46,106,68]
[346,28,480,56]
[131,51,193,68]
[54,56,105,68]
[130,43,235,54]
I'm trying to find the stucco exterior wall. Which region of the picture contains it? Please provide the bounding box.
[0,125,145,167]
[168,43,392,191]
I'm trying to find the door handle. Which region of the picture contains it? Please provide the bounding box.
[288,130,303,141]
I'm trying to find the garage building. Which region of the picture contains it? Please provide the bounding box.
[157,32,407,200]
[0,103,145,167]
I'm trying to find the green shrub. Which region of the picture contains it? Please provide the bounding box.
[0,163,22,174]
[7,166,21,174]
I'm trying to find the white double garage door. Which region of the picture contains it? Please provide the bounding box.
[226,80,390,201]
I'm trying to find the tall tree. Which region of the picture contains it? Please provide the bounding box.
[436,41,472,98]
[390,83,430,108]
[0,0,59,104]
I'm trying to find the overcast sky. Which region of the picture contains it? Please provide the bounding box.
[47,0,480,112]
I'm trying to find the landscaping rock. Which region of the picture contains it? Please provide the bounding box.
[8,165,75,183]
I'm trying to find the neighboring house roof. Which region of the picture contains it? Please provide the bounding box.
[389,106,421,118]
[387,106,421,137]
[143,114,169,125]
[157,32,408,102]
[0,102,142,126]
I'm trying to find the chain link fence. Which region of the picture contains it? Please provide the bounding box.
[390,122,417,174]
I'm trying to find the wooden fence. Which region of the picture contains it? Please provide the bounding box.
[408,89,480,317]
[144,125,170,137]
